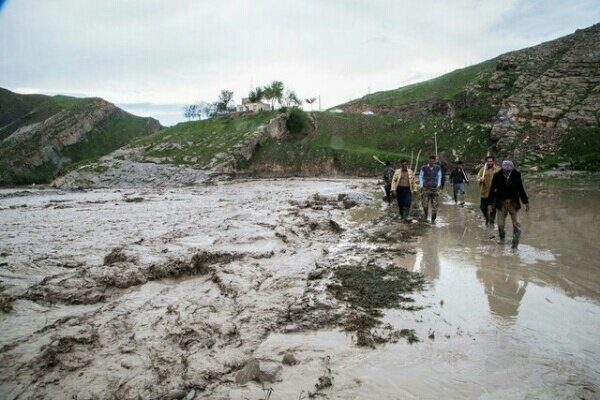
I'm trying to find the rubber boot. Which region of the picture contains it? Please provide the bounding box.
[423,208,428,222]
[403,207,410,222]
[431,212,437,224]
[512,228,521,249]
[497,227,506,244]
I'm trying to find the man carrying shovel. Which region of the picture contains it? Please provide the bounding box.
[391,159,418,221]
[449,160,469,205]
[382,160,395,206]
[477,155,501,228]
[419,155,442,224]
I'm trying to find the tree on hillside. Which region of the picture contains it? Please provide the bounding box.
[305,97,317,111]
[183,104,199,120]
[200,102,217,118]
[283,90,302,107]
[269,81,284,108]
[248,87,264,103]
[216,90,234,113]
[262,81,284,109]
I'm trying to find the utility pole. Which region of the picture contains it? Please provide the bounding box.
[318,96,321,111]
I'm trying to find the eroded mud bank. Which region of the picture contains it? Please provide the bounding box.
[0,179,429,399]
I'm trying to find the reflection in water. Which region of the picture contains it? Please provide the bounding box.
[476,266,528,320]
[417,231,440,280]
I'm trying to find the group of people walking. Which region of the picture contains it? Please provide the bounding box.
[382,154,529,248]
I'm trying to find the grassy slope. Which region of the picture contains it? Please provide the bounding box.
[246,112,490,175]
[350,59,497,106]
[0,88,158,184]
[132,112,276,165]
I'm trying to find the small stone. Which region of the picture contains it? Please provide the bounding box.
[166,389,187,399]
[258,361,283,383]
[282,352,297,366]
[235,359,260,385]
[308,269,325,280]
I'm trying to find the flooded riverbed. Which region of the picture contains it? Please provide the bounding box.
[226,179,600,399]
[0,178,598,399]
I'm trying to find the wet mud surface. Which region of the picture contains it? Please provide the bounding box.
[1,178,599,399]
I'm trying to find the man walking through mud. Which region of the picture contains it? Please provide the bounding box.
[391,159,418,221]
[488,160,529,248]
[477,155,501,227]
[382,160,395,206]
[449,160,469,205]
[419,155,442,223]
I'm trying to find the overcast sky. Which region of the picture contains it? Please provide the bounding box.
[1,0,598,125]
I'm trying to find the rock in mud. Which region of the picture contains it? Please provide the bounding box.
[166,389,188,399]
[315,375,333,390]
[258,361,283,383]
[308,269,326,280]
[328,219,344,233]
[341,192,374,209]
[103,247,130,265]
[281,352,297,366]
[235,359,261,385]
[235,359,282,385]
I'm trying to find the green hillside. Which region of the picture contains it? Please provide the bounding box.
[130,111,276,166]
[242,112,490,175]
[353,59,497,106]
[0,88,159,185]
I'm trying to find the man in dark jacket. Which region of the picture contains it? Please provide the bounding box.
[488,160,530,248]
[449,160,469,205]
[382,161,395,205]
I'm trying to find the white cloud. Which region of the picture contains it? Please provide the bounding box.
[1,0,598,125]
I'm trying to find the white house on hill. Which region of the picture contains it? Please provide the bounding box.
[236,98,271,113]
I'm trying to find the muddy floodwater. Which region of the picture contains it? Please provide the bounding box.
[0,178,599,399]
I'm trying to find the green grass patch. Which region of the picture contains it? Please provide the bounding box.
[244,112,491,175]
[354,59,496,106]
[134,112,276,165]
[61,112,156,165]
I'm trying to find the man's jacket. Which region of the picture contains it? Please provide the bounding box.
[391,168,418,192]
[477,165,501,197]
[488,169,529,211]
[419,164,442,188]
[449,168,469,184]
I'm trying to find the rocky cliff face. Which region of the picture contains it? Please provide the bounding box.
[338,24,600,170]
[0,90,160,185]
[489,24,599,166]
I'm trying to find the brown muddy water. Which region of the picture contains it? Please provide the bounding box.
[0,178,598,399]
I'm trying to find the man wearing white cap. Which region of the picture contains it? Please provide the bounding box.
[488,160,529,248]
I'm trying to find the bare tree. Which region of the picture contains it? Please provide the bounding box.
[183,104,201,120]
